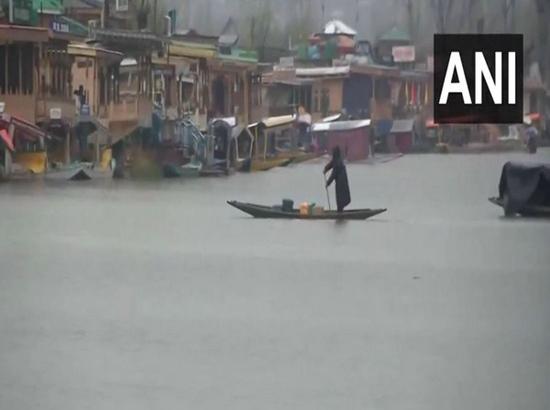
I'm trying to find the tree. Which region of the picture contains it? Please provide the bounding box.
[534,0,550,97]
[247,1,273,61]
[430,0,455,33]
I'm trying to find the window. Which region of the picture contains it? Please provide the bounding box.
[165,77,172,106]
[313,89,320,112]
[7,45,19,94]
[116,0,129,12]
[320,88,330,116]
[0,43,34,95]
[99,69,105,105]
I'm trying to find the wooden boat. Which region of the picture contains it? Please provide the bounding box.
[288,151,324,164]
[250,158,292,172]
[489,197,550,217]
[227,200,387,220]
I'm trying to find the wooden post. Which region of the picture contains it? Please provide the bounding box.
[243,71,250,125]
[64,126,71,165]
[4,41,8,92]
[95,134,100,164]
[18,44,22,94]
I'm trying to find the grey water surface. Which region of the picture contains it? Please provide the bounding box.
[1,151,549,410]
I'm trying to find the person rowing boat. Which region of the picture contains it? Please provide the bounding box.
[323,146,351,212]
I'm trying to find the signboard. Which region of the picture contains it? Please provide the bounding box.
[50,108,62,120]
[392,46,416,63]
[12,0,33,25]
[51,19,70,34]
[115,0,128,12]
[279,57,295,68]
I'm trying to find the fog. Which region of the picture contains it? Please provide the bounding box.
[164,0,539,51]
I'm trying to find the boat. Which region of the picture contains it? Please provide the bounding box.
[45,164,98,181]
[490,161,550,217]
[249,158,292,172]
[289,151,324,164]
[244,116,298,172]
[227,200,387,220]
[489,197,550,217]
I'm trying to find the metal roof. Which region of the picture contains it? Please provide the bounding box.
[261,115,296,128]
[218,18,239,47]
[212,117,237,128]
[322,113,343,123]
[312,119,371,132]
[295,66,350,77]
[323,20,357,36]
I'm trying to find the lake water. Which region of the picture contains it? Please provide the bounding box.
[1,150,549,410]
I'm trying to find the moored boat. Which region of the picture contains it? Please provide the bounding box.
[249,158,292,172]
[490,161,550,217]
[489,197,550,217]
[227,200,387,220]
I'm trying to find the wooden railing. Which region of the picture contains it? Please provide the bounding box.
[98,95,153,127]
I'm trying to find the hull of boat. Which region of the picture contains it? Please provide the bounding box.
[289,152,324,164]
[227,201,387,220]
[249,158,292,172]
[489,197,550,217]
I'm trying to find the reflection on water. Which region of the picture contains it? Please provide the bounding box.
[1,150,549,410]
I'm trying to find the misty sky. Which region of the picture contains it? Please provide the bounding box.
[168,0,408,42]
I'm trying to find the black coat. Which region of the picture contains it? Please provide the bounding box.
[325,157,351,210]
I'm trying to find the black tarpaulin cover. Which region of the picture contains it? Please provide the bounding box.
[499,161,550,213]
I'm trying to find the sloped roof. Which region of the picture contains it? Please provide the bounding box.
[248,115,296,130]
[323,20,357,36]
[312,119,371,132]
[65,0,103,9]
[219,17,239,47]
[218,47,258,64]
[57,15,88,37]
[295,66,350,77]
[33,0,63,14]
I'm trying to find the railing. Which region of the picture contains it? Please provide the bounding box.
[98,95,153,128]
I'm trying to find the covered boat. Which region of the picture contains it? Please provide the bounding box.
[227,200,386,220]
[489,161,550,216]
[246,115,300,171]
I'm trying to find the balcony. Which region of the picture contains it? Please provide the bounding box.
[97,95,153,139]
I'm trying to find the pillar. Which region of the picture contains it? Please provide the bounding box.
[64,126,71,165]
[242,71,250,124]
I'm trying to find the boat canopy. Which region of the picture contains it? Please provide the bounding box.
[260,115,296,129]
[0,113,48,142]
[311,119,371,133]
[211,117,237,128]
[498,161,550,214]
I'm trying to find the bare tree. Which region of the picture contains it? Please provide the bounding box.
[534,0,550,95]
[430,0,455,33]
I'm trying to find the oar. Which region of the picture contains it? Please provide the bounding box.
[323,173,332,211]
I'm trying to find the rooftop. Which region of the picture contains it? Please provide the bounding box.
[312,119,371,132]
[323,20,357,36]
